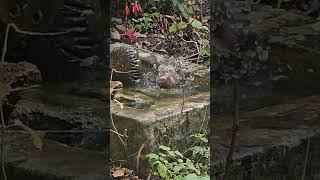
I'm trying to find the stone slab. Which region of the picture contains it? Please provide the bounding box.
[3,131,106,180]
[110,92,210,160]
[211,96,320,180]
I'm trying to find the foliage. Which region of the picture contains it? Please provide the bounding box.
[169,17,208,34]
[171,0,193,18]
[189,18,208,31]
[169,21,188,33]
[133,13,156,32]
[145,133,209,179]
[199,39,210,58]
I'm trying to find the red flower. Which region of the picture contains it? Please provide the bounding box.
[121,31,137,44]
[132,0,142,16]
[132,0,138,16]
[138,4,143,13]
[124,1,130,17]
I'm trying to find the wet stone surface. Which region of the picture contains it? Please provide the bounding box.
[3,131,105,180]
[211,96,320,180]
[110,92,210,161]
[8,82,107,150]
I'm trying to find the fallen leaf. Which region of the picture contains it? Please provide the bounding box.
[113,99,124,109]
[0,83,11,99]
[15,120,43,151]
[112,169,125,178]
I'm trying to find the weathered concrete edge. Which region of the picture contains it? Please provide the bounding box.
[211,130,320,180]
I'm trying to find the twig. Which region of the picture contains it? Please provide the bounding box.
[181,87,186,114]
[1,23,69,63]
[223,78,240,180]
[1,24,10,63]
[200,106,208,133]
[180,36,200,63]
[135,143,145,174]
[301,137,311,180]
[110,68,132,168]
[0,101,7,180]
[182,53,200,61]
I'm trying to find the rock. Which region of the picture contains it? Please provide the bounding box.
[110,42,210,89]
[111,92,210,169]
[9,83,107,131]
[116,24,126,33]
[135,32,148,38]
[111,28,121,41]
[3,131,105,180]
[0,62,42,88]
[312,21,320,31]
[111,81,123,89]
[156,64,180,89]
[111,17,123,24]
[211,96,320,179]
[0,0,106,81]
[113,90,155,109]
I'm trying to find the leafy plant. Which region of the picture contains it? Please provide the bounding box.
[169,21,188,33]
[199,40,210,58]
[189,18,208,31]
[133,13,156,32]
[168,17,208,33]
[171,0,193,18]
[145,133,209,179]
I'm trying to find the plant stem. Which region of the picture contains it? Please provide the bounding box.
[0,102,7,180]
[301,137,311,180]
[223,78,239,180]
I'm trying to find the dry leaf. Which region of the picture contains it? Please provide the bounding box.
[0,83,11,99]
[112,169,125,178]
[113,99,124,109]
[15,120,43,151]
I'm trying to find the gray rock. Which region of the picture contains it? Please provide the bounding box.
[111,17,123,24]
[111,28,121,40]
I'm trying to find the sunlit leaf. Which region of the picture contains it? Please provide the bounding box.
[157,163,167,178]
[168,150,177,157]
[175,150,184,158]
[113,99,124,109]
[169,24,178,33]
[159,145,171,151]
[145,153,159,160]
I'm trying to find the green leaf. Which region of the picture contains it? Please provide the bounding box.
[173,163,185,173]
[175,150,184,158]
[159,145,171,151]
[145,153,159,160]
[169,24,178,33]
[191,19,203,29]
[158,152,167,157]
[157,163,168,178]
[168,150,177,157]
[184,173,198,180]
[184,174,210,180]
[152,160,161,166]
[177,22,187,30]
[200,26,209,31]
[190,146,204,156]
[186,159,197,171]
